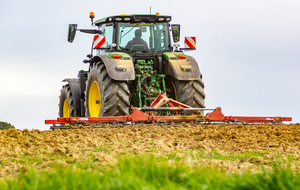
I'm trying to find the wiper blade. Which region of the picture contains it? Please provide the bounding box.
[121,22,142,38]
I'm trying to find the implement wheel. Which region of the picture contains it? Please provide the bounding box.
[85,61,130,117]
[166,76,205,114]
[58,84,76,117]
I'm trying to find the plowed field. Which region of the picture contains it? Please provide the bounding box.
[0,124,299,178]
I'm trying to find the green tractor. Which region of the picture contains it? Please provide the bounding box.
[59,12,205,118]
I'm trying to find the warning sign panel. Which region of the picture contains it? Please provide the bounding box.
[93,35,106,49]
[184,37,196,49]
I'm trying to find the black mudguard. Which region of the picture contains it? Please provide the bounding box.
[62,78,81,116]
[90,54,135,81]
[164,55,201,80]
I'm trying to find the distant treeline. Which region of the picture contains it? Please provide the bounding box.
[0,121,15,130]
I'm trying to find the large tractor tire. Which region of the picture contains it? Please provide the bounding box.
[85,61,130,117]
[58,84,76,117]
[166,76,205,114]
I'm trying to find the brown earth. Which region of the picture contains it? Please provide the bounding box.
[0,123,299,178]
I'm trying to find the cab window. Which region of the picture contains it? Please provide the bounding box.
[96,24,113,54]
[117,22,170,53]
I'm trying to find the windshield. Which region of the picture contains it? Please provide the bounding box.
[117,22,171,53]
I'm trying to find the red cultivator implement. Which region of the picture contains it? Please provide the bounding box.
[45,93,292,129]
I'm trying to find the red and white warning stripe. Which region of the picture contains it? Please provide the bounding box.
[184,37,196,49]
[93,35,106,49]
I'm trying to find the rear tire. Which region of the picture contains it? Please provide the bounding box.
[166,76,205,114]
[58,84,76,117]
[85,61,130,117]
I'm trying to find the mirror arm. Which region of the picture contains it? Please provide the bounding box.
[78,29,102,35]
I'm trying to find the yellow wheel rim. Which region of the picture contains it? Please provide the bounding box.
[89,81,101,117]
[63,99,70,117]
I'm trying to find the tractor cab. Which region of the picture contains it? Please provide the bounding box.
[94,14,174,54]
[68,13,181,56]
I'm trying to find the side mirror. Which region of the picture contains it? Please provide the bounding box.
[171,24,180,43]
[68,24,77,43]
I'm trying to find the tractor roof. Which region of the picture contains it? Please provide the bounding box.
[94,14,172,26]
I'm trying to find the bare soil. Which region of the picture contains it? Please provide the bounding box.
[0,124,299,178]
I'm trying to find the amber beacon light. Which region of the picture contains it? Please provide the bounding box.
[89,12,95,19]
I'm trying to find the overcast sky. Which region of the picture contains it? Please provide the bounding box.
[0,0,299,130]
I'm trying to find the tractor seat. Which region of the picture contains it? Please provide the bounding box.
[130,44,147,53]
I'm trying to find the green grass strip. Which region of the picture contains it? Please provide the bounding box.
[0,154,299,190]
